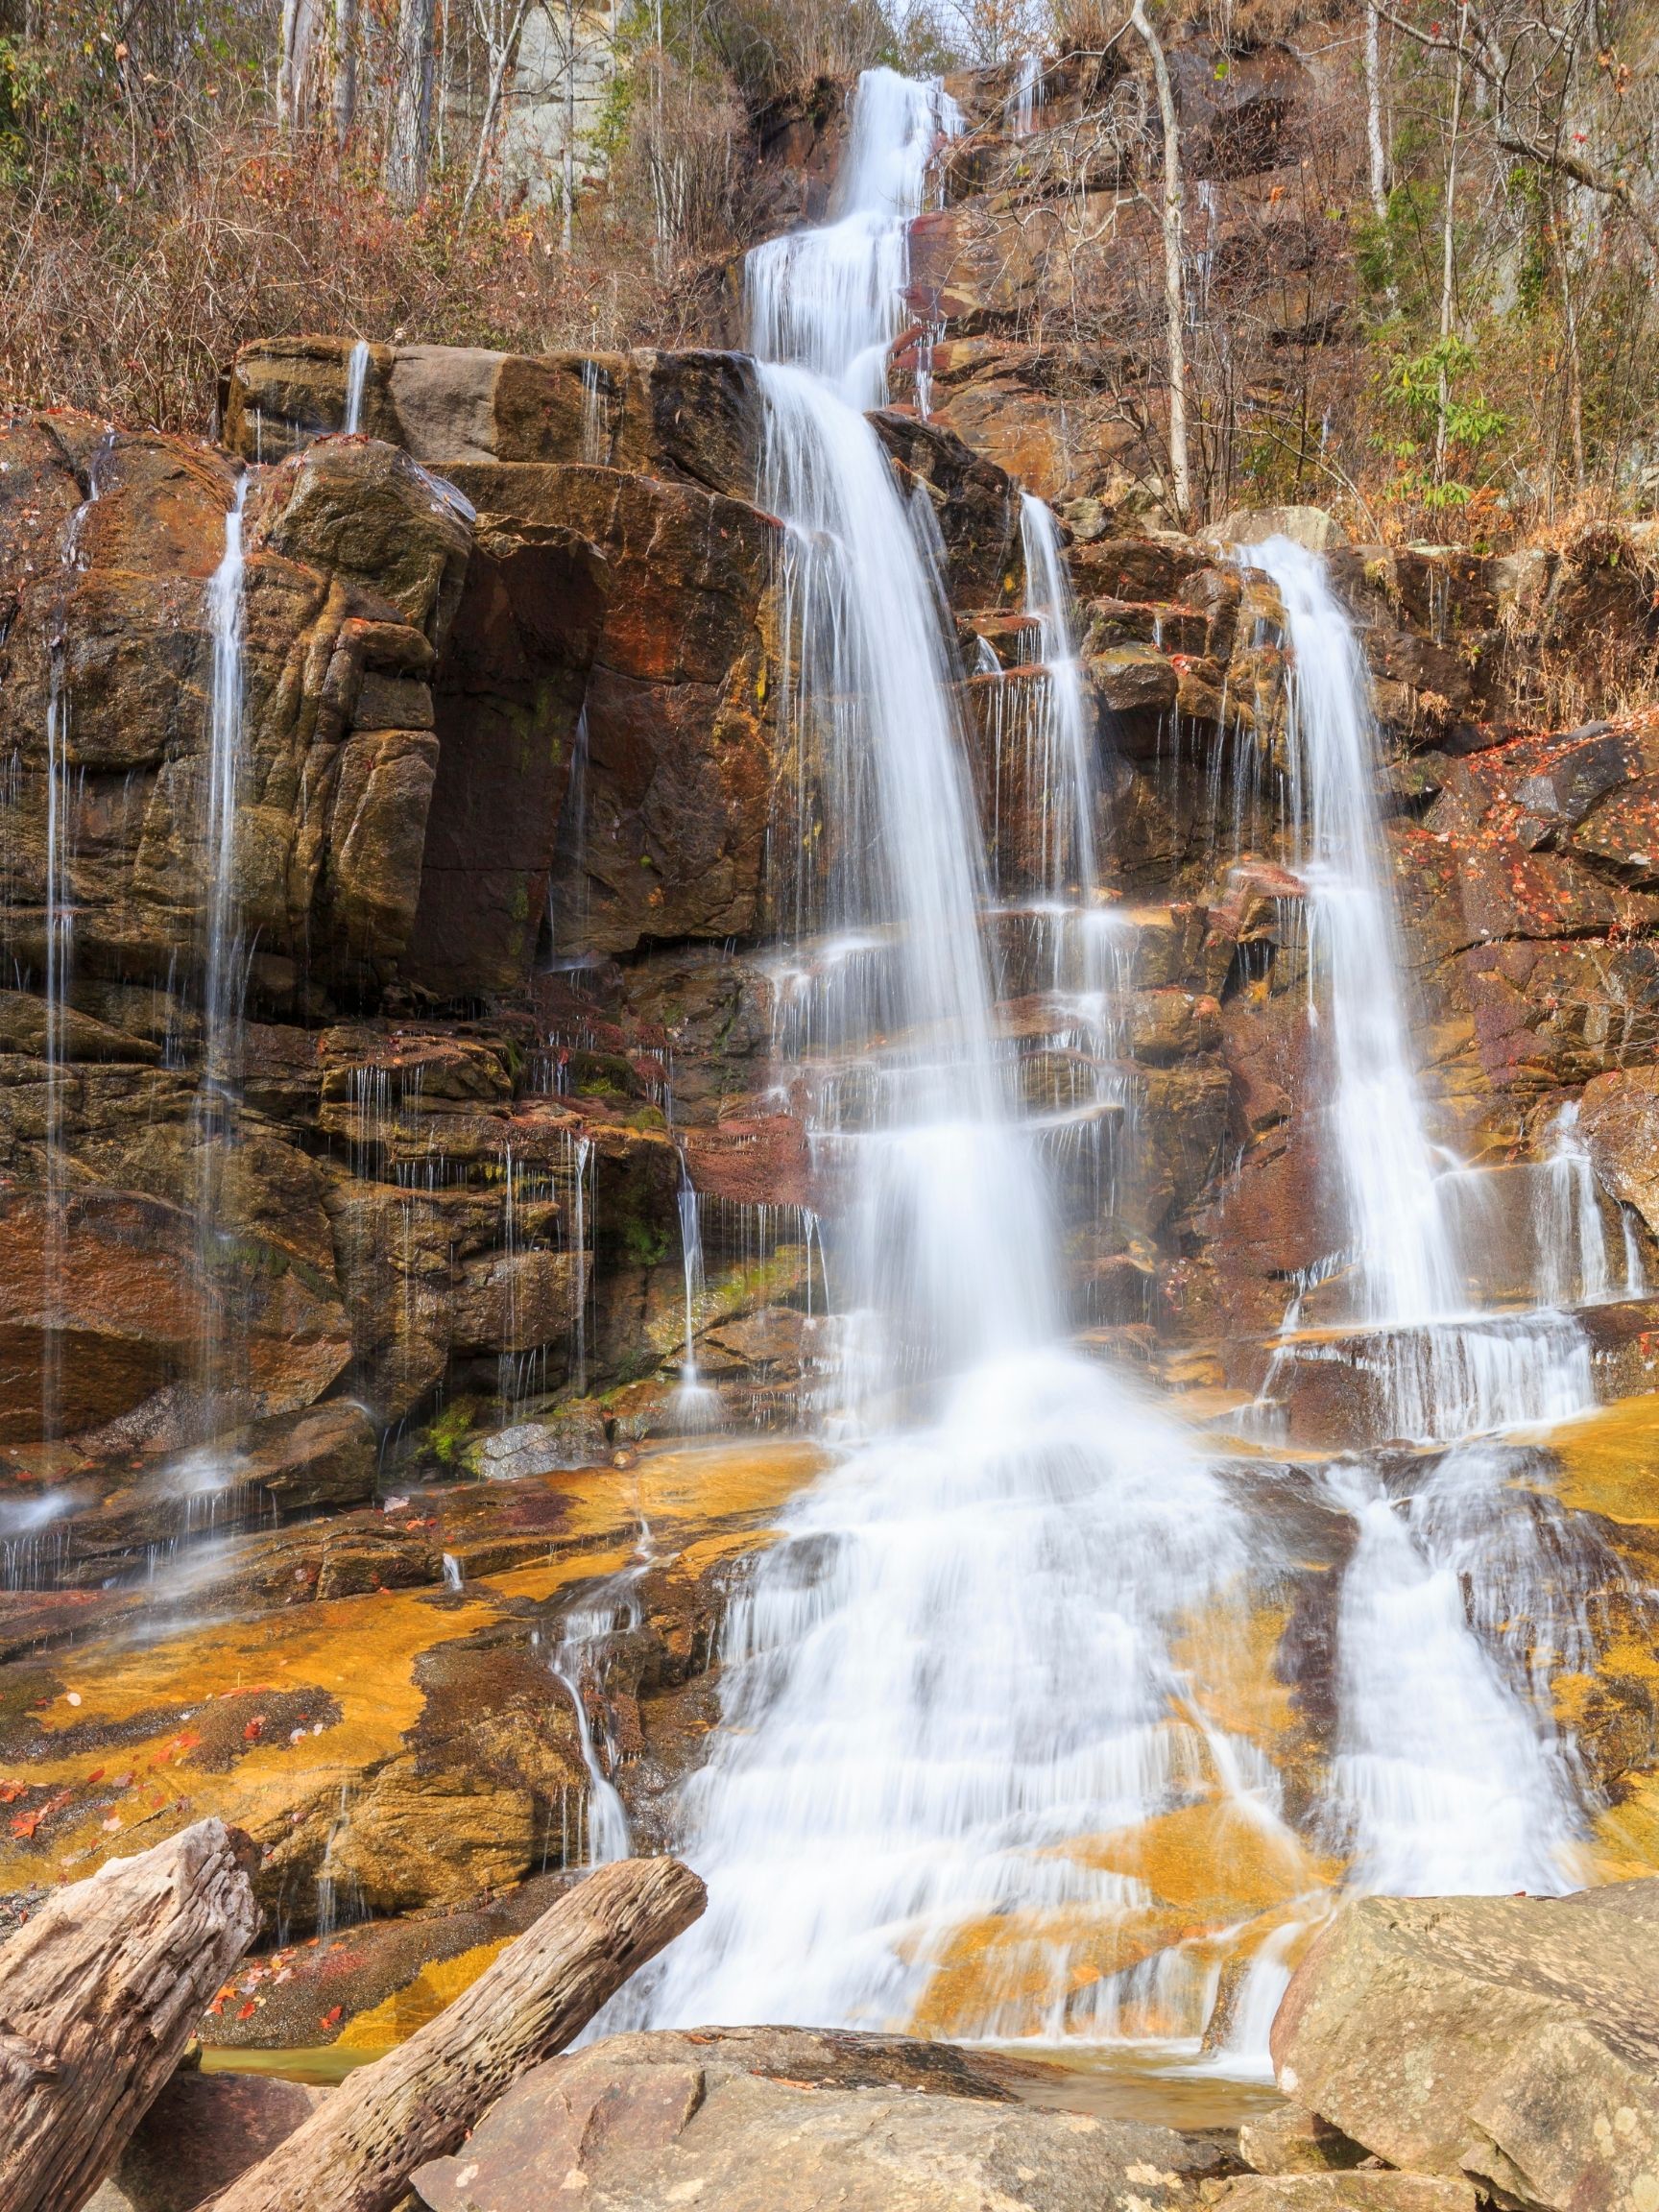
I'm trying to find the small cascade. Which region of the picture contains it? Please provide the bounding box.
[33,454,108,1454]
[314,1784,366,1937]
[343,340,371,433]
[579,358,608,464]
[1019,493,1101,905]
[194,476,251,1427]
[745,67,961,407]
[1244,538,1596,1445]
[668,1161,721,1431]
[1535,1099,1620,1307]
[544,1549,656,1866]
[1009,50,1044,138]
[1321,1449,1587,1895]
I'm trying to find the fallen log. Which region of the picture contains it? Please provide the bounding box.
[0,1816,258,2212]
[209,1852,707,2212]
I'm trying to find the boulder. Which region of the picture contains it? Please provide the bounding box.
[1215,507,1347,553]
[1270,1884,1659,2211]
[1238,2105,1369,2177]
[115,2069,325,2212]
[411,2026,1225,2209]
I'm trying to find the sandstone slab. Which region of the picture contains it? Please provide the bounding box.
[412,2027,1223,2210]
[1271,1885,1659,2211]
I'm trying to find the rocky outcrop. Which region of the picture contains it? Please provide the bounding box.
[410,2026,1228,2210]
[1270,1883,1659,2212]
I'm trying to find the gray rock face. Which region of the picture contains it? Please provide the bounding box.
[411,2027,1226,2211]
[1270,1883,1659,2212]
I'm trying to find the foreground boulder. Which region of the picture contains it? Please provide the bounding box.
[1270,1882,1659,2211]
[411,2024,1227,2210]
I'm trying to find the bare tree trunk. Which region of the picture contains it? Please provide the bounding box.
[385,0,440,204]
[1434,0,1469,486]
[0,1819,257,2212]
[1558,204,1586,492]
[562,0,576,252]
[1365,1,1389,219]
[460,0,534,226]
[210,1856,706,2212]
[333,0,359,146]
[1131,0,1190,525]
[277,0,325,131]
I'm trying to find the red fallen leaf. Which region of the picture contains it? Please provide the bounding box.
[10,1813,41,1839]
[114,1772,135,1790]
[322,2006,345,2030]
[171,1730,202,1754]
[85,1768,105,1785]
[0,1782,26,1803]
[243,1718,266,1742]
[236,2001,257,2021]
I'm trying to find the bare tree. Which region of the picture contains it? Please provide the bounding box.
[334,0,360,146]
[277,0,325,132]
[460,0,537,224]
[1365,1,1388,219]
[386,0,440,204]
[1129,0,1190,522]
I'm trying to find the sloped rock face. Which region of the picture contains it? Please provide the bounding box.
[1270,1884,1659,2212]
[411,2027,1226,2211]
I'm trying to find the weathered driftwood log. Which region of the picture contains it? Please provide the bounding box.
[0,1815,258,2212]
[210,1853,708,2212]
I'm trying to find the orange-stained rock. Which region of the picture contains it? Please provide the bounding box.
[0,1186,350,1442]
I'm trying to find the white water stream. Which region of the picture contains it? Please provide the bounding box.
[1248,539,1599,1447]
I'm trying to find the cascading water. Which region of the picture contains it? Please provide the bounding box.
[610,68,1285,2052]
[1243,538,1628,1896]
[343,339,371,433]
[746,68,961,409]
[669,1162,720,1431]
[194,476,251,1424]
[1246,538,1597,1445]
[32,452,110,1453]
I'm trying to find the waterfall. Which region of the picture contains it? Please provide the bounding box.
[1321,1448,1587,1895]
[613,68,1277,2052]
[1242,538,1613,1898]
[669,1161,720,1431]
[1009,51,1044,138]
[344,340,371,433]
[745,67,961,407]
[1246,538,1596,1445]
[194,477,250,1422]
